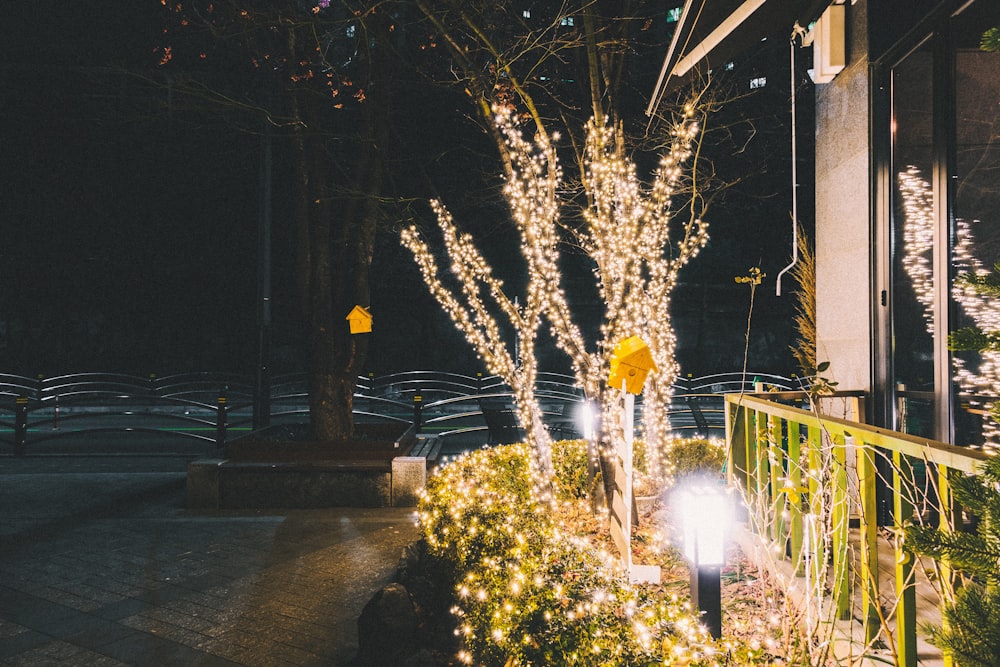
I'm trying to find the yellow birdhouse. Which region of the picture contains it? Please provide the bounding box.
[346,305,372,334]
[607,336,657,394]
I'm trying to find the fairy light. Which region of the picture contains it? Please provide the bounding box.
[418,443,747,664]
[401,106,564,479]
[549,107,708,482]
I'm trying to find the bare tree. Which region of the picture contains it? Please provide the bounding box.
[156,1,395,442]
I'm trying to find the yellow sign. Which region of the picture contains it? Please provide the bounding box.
[607,336,656,394]
[346,305,373,334]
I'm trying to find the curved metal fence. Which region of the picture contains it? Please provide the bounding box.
[0,371,802,455]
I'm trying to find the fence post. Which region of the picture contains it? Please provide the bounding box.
[937,467,956,667]
[216,389,228,448]
[725,399,748,493]
[14,396,28,457]
[744,405,756,501]
[754,408,769,534]
[832,433,851,620]
[857,439,881,643]
[807,424,824,599]
[768,414,785,548]
[787,421,804,575]
[412,394,423,433]
[893,450,917,667]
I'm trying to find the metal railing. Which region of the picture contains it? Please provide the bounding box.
[0,370,798,455]
[726,392,989,666]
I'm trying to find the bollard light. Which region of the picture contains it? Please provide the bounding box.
[678,484,729,638]
[578,400,599,488]
[578,400,596,441]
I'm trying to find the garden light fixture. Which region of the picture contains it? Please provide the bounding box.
[678,483,729,638]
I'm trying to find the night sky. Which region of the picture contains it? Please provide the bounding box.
[2,4,258,373]
[1,2,806,379]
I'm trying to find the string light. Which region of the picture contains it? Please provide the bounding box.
[404,103,709,485]
[559,108,707,481]
[418,444,747,665]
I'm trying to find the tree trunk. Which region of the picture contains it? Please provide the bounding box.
[305,93,349,441]
[298,11,391,444]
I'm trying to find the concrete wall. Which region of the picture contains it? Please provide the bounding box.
[814,0,872,392]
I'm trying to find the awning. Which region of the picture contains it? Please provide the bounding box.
[647,0,831,114]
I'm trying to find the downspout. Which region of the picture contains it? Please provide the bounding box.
[776,24,809,296]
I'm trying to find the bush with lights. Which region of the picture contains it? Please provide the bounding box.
[418,440,773,666]
[664,437,727,482]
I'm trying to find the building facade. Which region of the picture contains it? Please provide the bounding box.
[817,0,1000,449]
[655,0,1000,448]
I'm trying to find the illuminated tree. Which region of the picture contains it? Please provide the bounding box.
[402,107,563,480]
[412,1,721,484]
[403,98,710,491]
[547,105,708,482]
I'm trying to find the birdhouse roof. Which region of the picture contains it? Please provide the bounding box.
[346,305,372,321]
[611,336,657,372]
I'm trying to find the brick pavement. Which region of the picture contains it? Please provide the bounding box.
[0,456,421,666]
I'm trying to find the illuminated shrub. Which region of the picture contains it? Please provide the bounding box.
[417,442,751,666]
[665,437,727,482]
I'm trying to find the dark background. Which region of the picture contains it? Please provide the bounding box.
[0,2,811,379]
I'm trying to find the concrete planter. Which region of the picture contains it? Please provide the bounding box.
[186,423,432,509]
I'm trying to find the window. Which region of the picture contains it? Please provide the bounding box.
[889,41,936,439]
[749,76,766,89]
[949,6,1000,448]
[523,10,531,19]
[666,7,682,23]
[880,0,1000,448]
[560,16,574,26]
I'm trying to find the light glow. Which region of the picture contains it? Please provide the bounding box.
[678,485,729,566]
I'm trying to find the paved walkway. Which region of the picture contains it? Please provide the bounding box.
[0,455,421,666]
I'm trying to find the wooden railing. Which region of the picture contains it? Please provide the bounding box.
[725,392,990,667]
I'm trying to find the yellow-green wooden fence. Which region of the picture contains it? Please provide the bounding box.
[725,393,989,667]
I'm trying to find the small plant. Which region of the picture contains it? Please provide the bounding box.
[785,227,840,398]
[735,267,765,394]
[803,359,839,398]
[982,27,1000,52]
[905,456,1000,665]
[789,226,817,377]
